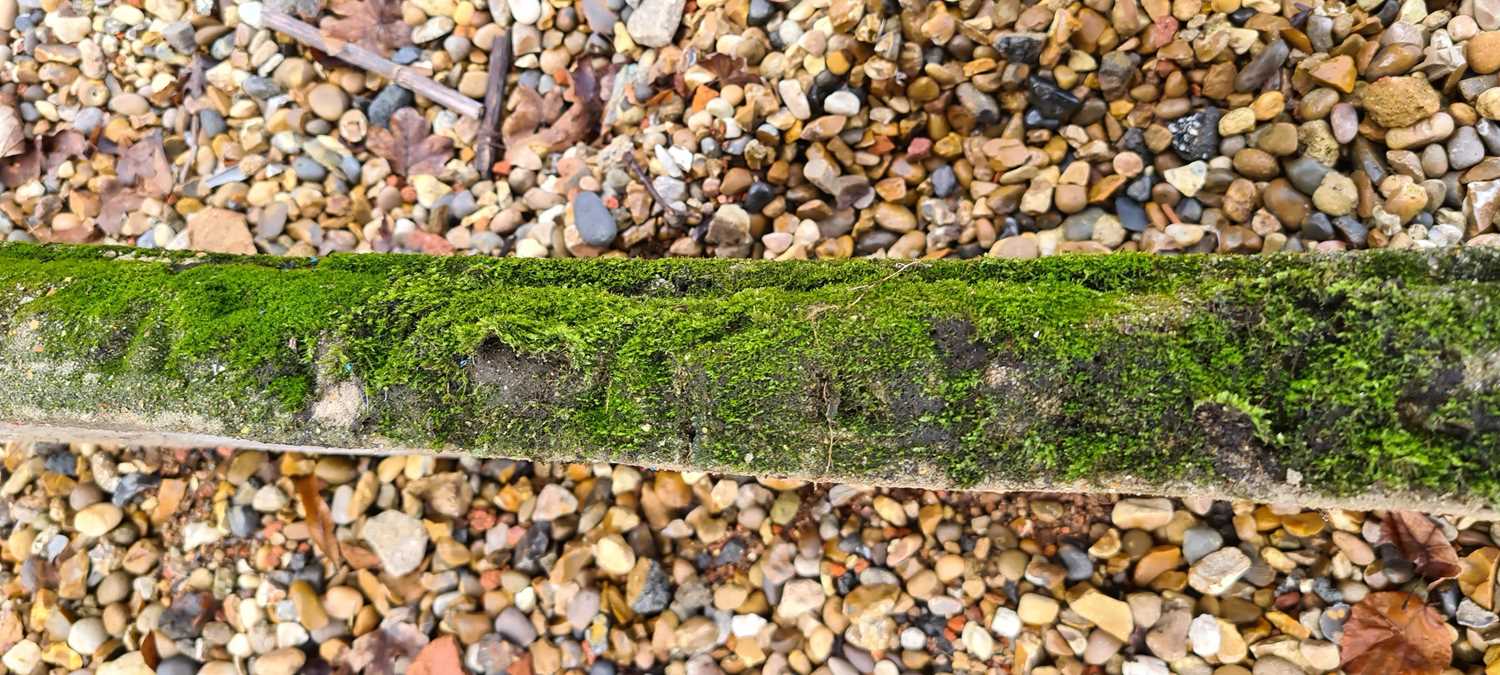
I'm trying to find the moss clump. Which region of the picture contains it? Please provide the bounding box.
[0,242,1498,504]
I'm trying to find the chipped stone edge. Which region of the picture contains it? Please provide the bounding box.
[4,421,1497,519]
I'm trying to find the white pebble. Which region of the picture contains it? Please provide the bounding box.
[824,91,861,116]
[1189,614,1221,657]
[991,607,1021,638]
[508,0,541,23]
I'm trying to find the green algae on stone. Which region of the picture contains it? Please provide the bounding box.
[0,242,1497,507]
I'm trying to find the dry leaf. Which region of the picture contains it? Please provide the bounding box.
[366,108,454,177]
[320,0,412,56]
[0,105,23,159]
[339,609,430,675]
[672,53,761,96]
[501,86,546,146]
[294,474,344,568]
[0,130,92,189]
[0,143,40,189]
[1340,592,1452,675]
[140,631,160,669]
[96,180,147,236]
[1381,511,1461,579]
[43,130,89,172]
[504,61,605,164]
[118,131,174,199]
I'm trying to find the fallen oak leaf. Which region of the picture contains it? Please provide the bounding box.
[1340,591,1451,675]
[294,474,343,568]
[0,142,40,189]
[95,179,147,236]
[320,0,412,56]
[42,130,89,173]
[503,60,605,164]
[501,85,545,146]
[117,131,174,199]
[339,609,430,675]
[366,108,453,177]
[0,105,23,159]
[0,130,93,189]
[672,52,761,96]
[1381,511,1461,579]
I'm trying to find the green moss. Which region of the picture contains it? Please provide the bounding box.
[1,242,1498,502]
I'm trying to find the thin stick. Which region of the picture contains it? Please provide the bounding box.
[262,9,483,119]
[624,152,684,222]
[475,30,513,180]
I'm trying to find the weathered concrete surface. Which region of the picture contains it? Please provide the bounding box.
[1,243,1498,513]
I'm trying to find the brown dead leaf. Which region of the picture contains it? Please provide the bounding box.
[320,0,412,56]
[43,130,89,172]
[672,53,761,96]
[1340,592,1451,675]
[118,131,174,199]
[504,61,605,164]
[0,143,40,189]
[96,180,147,236]
[1381,511,1461,579]
[501,86,545,146]
[0,105,23,159]
[294,474,344,568]
[339,609,430,675]
[140,631,160,669]
[366,108,454,177]
[0,130,92,189]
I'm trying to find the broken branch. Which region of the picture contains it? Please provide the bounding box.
[476,29,513,180]
[262,9,483,119]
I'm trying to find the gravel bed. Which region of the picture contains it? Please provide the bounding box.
[0,440,1488,674]
[5,0,1500,257]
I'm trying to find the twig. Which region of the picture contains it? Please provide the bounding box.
[844,259,922,308]
[624,152,684,223]
[262,9,483,119]
[475,29,513,180]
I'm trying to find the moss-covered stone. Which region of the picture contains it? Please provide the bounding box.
[1,243,1498,509]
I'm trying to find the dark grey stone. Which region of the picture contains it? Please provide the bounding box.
[572,191,617,247]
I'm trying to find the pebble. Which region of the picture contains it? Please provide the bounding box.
[1449,126,1485,170]
[625,0,685,47]
[1188,548,1252,595]
[251,648,305,675]
[307,83,348,122]
[74,502,123,537]
[508,0,541,23]
[1312,172,1358,216]
[823,91,860,116]
[1112,498,1174,530]
[362,510,429,576]
[572,191,617,246]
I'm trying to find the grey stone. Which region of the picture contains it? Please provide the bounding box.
[494,606,538,644]
[1235,40,1289,92]
[1182,526,1223,564]
[368,86,415,128]
[1448,126,1485,170]
[362,510,429,576]
[571,191,616,246]
[292,156,327,181]
[241,76,280,99]
[625,0,684,47]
